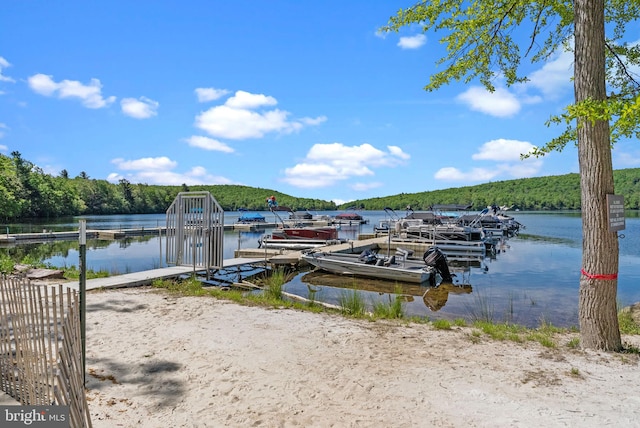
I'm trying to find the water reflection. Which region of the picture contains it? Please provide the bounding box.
[294,267,475,314]
[423,283,473,311]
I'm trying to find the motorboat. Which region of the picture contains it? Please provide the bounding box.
[258,225,345,250]
[236,211,266,223]
[301,246,452,285]
[259,197,344,249]
[333,211,368,224]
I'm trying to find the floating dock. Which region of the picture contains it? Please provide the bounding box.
[62,258,266,291]
[0,228,165,245]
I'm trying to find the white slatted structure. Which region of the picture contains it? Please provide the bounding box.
[165,191,224,272]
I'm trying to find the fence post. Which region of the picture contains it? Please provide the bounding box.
[79,220,87,385]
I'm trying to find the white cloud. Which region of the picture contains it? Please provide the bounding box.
[615,151,640,167]
[108,156,234,185]
[388,145,410,160]
[472,139,536,161]
[332,198,352,206]
[527,49,573,99]
[28,74,58,96]
[351,182,383,191]
[0,57,15,83]
[195,87,230,103]
[27,74,116,108]
[398,34,426,49]
[455,50,573,118]
[457,86,521,117]
[225,90,277,109]
[184,135,234,153]
[434,167,500,182]
[195,90,325,140]
[435,159,542,183]
[196,106,297,139]
[300,116,328,126]
[121,97,159,119]
[282,142,410,189]
[435,137,543,183]
[111,156,176,171]
[0,123,7,139]
[498,159,544,178]
[0,144,7,151]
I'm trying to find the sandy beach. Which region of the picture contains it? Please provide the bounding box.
[84,287,640,427]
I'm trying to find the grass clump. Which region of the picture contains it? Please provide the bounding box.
[339,289,366,318]
[432,319,452,330]
[472,321,565,348]
[453,318,467,327]
[63,265,111,280]
[372,287,405,319]
[0,254,14,275]
[618,309,640,335]
[566,337,580,349]
[262,268,286,301]
[152,276,209,296]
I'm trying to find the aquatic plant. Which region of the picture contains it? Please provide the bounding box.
[263,269,286,301]
[372,286,405,319]
[464,289,495,323]
[339,289,366,317]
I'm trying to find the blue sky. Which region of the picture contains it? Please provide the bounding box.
[1,1,639,205]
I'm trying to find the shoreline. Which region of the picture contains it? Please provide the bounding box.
[84,287,640,427]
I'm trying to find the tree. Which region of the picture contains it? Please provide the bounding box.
[118,178,135,210]
[382,1,640,350]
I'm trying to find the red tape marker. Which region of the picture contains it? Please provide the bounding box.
[581,268,618,280]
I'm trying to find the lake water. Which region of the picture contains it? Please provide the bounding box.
[2,210,639,328]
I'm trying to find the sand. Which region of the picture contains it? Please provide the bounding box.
[84,287,640,428]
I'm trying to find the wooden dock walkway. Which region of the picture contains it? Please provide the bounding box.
[266,236,385,266]
[63,258,266,291]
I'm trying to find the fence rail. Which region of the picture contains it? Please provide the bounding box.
[0,277,92,427]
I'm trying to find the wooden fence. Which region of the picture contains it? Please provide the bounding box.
[0,277,92,427]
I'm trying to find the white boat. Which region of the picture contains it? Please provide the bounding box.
[301,247,452,285]
[259,235,344,250]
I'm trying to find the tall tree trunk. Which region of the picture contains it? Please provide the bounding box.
[575,0,622,350]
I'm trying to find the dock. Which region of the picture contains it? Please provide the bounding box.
[0,222,291,245]
[234,236,390,266]
[0,228,165,245]
[62,257,266,291]
[240,235,482,266]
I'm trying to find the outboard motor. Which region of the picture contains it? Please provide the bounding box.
[423,246,453,283]
[358,249,378,265]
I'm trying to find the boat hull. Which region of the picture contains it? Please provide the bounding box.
[259,238,343,250]
[302,252,434,284]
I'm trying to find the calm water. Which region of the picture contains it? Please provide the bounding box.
[2,210,639,328]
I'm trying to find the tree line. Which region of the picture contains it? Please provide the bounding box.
[0,152,336,221]
[2,151,640,221]
[337,170,640,212]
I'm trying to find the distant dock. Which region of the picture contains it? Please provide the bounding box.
[0,227,165,245]
[0,222,281,245]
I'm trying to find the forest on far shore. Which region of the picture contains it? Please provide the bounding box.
[2,151,640,221]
